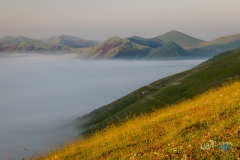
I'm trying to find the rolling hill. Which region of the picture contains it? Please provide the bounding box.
[189,33,240,57]
[199,33,240,48]
[43,35,99,48]
[76,48,240,134]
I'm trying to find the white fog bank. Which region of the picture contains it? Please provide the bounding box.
[0,53,205,159]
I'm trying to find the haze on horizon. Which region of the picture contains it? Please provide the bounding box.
[1,0,240,41]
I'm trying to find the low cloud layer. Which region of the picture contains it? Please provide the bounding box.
[0,53,204,159]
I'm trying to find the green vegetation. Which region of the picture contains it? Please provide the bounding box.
[29,80,240,160]
[77,48,240,134]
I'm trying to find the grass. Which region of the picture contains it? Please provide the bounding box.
[28,81,240,160]
[77,48,240,134]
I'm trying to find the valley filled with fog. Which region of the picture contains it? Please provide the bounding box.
[0,53,205,159]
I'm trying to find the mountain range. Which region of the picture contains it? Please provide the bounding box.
[0,31,240,59]
[79,31,240,59]
[0,35,98,53]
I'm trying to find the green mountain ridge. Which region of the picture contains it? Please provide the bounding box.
[75,48,240,134]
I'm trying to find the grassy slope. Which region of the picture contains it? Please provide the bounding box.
[29,81,240,160]
[156,30,205,48]
[77,48,240,134]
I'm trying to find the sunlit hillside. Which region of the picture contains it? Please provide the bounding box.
[28,81,240,160]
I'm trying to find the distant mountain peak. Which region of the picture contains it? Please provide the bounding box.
[2,36,15,39]
[157,30,205,48]
[43,35,99,48]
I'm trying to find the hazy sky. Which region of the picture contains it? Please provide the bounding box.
[1,0,240,41]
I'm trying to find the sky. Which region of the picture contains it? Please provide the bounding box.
[1,0,240,41]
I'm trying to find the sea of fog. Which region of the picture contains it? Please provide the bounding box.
[0,53,205,159]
